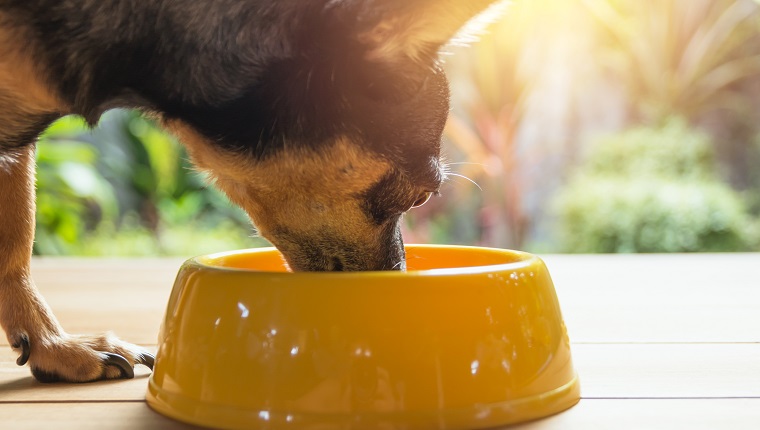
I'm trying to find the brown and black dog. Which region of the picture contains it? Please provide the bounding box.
[0,0,499,383]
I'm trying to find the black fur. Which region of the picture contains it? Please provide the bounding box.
[0,112,59,149]
[363,171,413,225]
[1,0,445,188]
[0,0,498,271]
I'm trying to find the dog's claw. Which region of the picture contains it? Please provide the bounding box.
[103,352,134,379]
[12,334,30,366]
[136,352,155,370]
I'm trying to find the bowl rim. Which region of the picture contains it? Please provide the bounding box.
[188,244,541,278]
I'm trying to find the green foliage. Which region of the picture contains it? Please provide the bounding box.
[35,116,119,253]
[34,110,259,256]
[553,119,758,252]
[60,217,266,257]
[583,119,716,180]
[583,0,760,122]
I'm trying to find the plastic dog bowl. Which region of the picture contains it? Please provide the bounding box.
[146,245,579,429]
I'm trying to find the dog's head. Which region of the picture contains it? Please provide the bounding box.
[167,0,499,271]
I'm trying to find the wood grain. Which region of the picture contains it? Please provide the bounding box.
[543,253,760,343]
[2,343,758,403]
[572,343,760,398]
[1,399,758,430]
[515,398,760,430]
[2,254,757,345]
[0,258,183,346]
[0,255,758,429]
[0,402,204,430]
[0,349,155,403]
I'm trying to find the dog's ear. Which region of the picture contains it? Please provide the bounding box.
[352,0,502,67]
[328,0,502,98]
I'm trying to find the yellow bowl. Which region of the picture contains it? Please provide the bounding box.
[146,245,579,429]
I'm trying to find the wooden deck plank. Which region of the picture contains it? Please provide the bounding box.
[0,349,154,403]
[2,399,759,430]
[0,258,182,346]
[572,343,760,398]
[514,398,760,430]
[4,256,760,351]
[2,344,759,402]
[0,402,203,430]
[0,255,757,429]
[0,253,757,345]
[542,253,760,343]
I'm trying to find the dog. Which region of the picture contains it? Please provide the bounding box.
[0,0,499,383]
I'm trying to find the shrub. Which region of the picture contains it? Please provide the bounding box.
[34,111,257,256]
[553,118,758,252]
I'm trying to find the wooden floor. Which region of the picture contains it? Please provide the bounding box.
[1,253,759,429]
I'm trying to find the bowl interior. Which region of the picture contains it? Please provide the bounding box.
[196,244,532,274]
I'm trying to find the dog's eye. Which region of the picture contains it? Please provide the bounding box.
[411,191,433,208]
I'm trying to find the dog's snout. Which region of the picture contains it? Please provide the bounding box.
[269,222,406,272]
[324,253,403,272]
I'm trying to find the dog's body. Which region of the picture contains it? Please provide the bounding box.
[0,0,497,382]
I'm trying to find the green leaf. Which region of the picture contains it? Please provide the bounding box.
[39,115,89,139]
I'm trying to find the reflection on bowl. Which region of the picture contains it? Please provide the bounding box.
[146,245,579,429]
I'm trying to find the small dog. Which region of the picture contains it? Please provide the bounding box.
[0,0,498,383]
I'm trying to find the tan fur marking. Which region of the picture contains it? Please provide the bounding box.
[0,148,79,379]
[0,15,65,345]
[0,147,149,382]
[0,147,43,281]
[0,17,148,382]
[166,121,400,269]
[167,121,390,227]
[0,15,66,140]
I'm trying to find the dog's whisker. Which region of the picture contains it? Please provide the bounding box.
[446,172,483,191]
[446,161,487,167]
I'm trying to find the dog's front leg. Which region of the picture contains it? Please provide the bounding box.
[0,145,153,382]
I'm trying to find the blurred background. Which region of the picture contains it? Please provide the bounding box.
[34,0,760,256]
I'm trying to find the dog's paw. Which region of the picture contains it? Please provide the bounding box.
[11,332,154,383]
